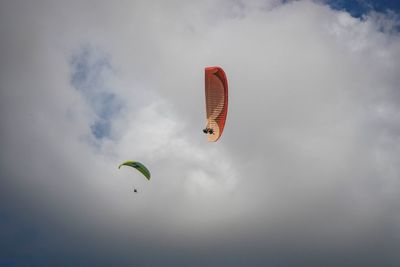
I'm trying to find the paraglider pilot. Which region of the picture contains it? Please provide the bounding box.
[203,127,214,135]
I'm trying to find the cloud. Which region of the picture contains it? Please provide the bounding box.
[1,0,400,266]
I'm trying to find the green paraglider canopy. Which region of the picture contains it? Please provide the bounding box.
[118,161,151,180]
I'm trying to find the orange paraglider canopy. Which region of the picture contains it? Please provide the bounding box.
[204,66,228,142]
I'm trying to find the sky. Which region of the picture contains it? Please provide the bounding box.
[324,0,400,18]
[1,0,400,266]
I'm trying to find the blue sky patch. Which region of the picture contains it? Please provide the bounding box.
[90,120,111,139]
[69,45,122,140]
[323,0,400,18]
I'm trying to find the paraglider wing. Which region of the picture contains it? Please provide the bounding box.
[118,161,151,180]
[204,66,228,142]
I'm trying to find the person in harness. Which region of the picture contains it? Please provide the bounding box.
[202,127,214,135]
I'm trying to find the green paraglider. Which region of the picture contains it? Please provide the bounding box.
[118,161,151,180]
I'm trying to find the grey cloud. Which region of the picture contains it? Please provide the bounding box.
[1,0,400,266]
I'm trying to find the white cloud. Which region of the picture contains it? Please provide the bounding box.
[1,0,400,265]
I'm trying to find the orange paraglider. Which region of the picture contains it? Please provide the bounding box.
[203,66,228,142]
